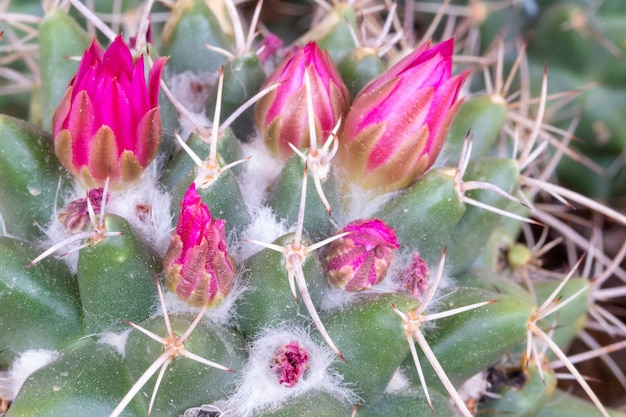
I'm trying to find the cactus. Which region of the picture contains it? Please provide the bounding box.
[1,1,626,417]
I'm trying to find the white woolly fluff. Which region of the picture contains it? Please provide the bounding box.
[40,163,172,272]
[103,163,173,256]
[385,368,410,394]
[41,212,81,273]
[0,349,58,400]
[320,273,401,311]
[223,325,357,417]
[159,270,247,327]
[238,139,285,212]
[97,329,131,357]
[165,70,217,142]
[336,180,398,226]
[233,205,289,261]
[167,70,217,114]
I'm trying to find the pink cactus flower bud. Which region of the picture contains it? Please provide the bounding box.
[254,42,350,158]
[163,183,236,307]
[52,35,166,188]
[401,253,430,299]
[258,33,284,64]
[57,188,107,233]
[271,340,309,388]
[325,218,400,291]
[338,38,468,193]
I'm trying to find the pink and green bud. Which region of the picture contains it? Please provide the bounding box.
[254,42,350,158]
[271,340,309,388]
[52,35,166,188]
[401,253,430,299]
[325,218,400,291]
[338,38,468,193]
[163,183,236,307]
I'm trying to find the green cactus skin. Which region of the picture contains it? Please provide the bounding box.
[254,390,352,416]
[532,278,590,356]
[337,48,385,98]
[0,115,71,239]
[0,237,82,368]
[267,155,340,238]
[160,134,212,192]
[206,53,268,140]
[535,389,626,417]
[456,269,536,306]
[357,389,456,417]
[77,214,161,334]
[38,9,90,132]
[439,95,508,166]
[160,0,231,74]
[233,233,325,338]
[375,167,466,268]
[446,157,520,275]
[6,338,145,417]
[160,130,243,193]
[296,3,358,63]
[123,314,247,416]
[319,293,420,405]
[402,287,534,390]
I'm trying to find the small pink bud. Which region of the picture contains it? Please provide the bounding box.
[163,183,236,307]
[271,340,309,388]
[338,38,468,193]
[258,33,284,64]
[325,219,400,291]
[52,35,166,188]
[57,188,107,233]
[254,42,350,158]
[401,253,430,299]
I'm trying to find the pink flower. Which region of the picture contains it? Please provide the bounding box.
[338,38,468,192]
[254,42,350,158]
[52,35,166,188]
[163,184,236,307]
[325,219,400,291]
[271,340,309,388]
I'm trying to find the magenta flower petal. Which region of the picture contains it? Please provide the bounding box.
[52,34,165,188]
[67,91,95,168]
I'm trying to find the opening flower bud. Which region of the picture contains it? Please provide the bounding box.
[338,38,468,193]
[52,35,166,188]
[254,42,350,158]
[271,340,309,388]
[163,183,236,307]
[325,218,400,291]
